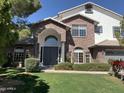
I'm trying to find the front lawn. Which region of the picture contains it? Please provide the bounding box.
[35,73,124,93]
[1,68,124,93]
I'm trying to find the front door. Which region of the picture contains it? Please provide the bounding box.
[41,47,58,65]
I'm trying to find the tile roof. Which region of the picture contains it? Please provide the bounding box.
[96,40,120,46]
[89,40,121,48]
[16,38,34,45]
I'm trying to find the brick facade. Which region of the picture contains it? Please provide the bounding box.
[63,15,95,52]
[62,15,95,63]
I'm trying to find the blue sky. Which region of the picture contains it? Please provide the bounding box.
[27,0,124,23]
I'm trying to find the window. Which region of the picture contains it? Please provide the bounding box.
[72,25,87,37]
[85,52,91,63]
[85,4,93,14]
[85,8,93,14]
[44,36,58,47]
[74,48,84,63]
[95,26,103,33]
[14,48,24,62]
[113,26,124,38]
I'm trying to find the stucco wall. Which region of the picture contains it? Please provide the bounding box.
[80,10,120,44]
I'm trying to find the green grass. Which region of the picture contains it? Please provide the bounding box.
[1,68,124,93]
[34,73,124,93]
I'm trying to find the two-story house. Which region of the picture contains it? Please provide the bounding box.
[8,2,124,66]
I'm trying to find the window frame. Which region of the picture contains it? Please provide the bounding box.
[71,24,87,37]
[73,48,84,64]
[85,52,91,63]
[14,48,25,62]
[113,26,124,38]
[85,4,93,14]
[85,8,93,14]
[95,26,103,33]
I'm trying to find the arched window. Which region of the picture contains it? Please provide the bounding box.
[74,48,84,63]
[44,36,58,47]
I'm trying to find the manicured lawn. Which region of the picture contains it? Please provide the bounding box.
[1,68,124,93]
[34,73,124,93]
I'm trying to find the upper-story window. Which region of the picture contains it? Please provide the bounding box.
[71,25,87,37]
[113,26,124,38]
[85,4,93,14]
[95,26,103,33]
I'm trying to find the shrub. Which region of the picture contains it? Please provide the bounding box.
[0,68,7,74]
[54,63,73,70]
[25,58,40,72]
[108,59,115,65]
[73,63,111,71]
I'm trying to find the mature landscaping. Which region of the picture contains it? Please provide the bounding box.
[1,68,124,93]
[0,68,49,93]
[0,1,124,93]
[54,63,111,71]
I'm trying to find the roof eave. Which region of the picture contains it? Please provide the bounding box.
[56,1,123,18]
[60,14,99,24]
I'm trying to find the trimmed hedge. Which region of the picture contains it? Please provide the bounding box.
[73,63,111,71]
[54,63,73,70]
[54,63,110,71]
[25,58,40,72]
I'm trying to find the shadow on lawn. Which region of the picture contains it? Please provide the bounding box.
[0,73,49,93]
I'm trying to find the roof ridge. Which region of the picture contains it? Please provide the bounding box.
[60,13,99,24]
[57,1,122,17]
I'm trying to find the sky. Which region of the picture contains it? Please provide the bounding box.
[27,0,124,23]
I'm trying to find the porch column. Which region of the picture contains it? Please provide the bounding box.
[61,41,65,62]
[38,44,41,59]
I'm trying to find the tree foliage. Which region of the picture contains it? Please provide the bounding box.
[0,0,18,65]
[10,0,41,18]
[18,28,31,40]
[115,16,124,46]
[0,0,41,65]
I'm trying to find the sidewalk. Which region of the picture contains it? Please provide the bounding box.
[43,70,108,74]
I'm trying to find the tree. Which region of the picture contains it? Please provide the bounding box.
[115,16,124,46]
[0,0,41,66]
[18,28,31,40]
[11,0,41,18]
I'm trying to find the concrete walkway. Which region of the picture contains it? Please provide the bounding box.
[43,70,108,74]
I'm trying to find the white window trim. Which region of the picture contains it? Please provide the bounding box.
[73,49,84,64]
[71,25,87,37]
[113,26,124,38]
[85,53,91,63]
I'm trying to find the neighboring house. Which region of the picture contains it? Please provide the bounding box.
[8,2,124,66]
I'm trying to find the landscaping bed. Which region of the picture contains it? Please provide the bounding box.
[54,63,110,71]
[0,72,49,93]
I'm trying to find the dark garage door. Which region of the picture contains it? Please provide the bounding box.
[105,50,124,60]
[41,47,58,65]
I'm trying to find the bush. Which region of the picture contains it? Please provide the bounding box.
[73,63,111,71]
[25,58,40,72]
[54,63,73,70]
[0,68,7,74]
[108,59,115,65]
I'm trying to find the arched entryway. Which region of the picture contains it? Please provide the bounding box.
[41,36,60,65]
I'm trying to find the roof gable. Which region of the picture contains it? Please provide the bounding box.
[31,18,71,30]
[61,14,99,24]
[53,2,123,21]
